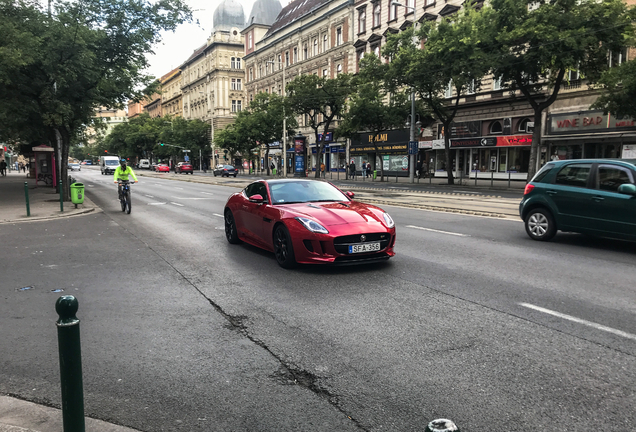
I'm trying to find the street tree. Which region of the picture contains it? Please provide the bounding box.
[213,123,249,168]
[592,58,636,118]
[0,0,192,198]
[337,55,413,181]
[286,73,355,178]
[383,5,491,185]
[485,0,635,180]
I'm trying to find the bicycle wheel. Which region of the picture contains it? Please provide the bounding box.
[125,191,131,214]
[120,193,126,212]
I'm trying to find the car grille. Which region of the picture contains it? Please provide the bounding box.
[333,232,391,254]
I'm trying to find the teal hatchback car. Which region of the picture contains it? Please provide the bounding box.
[519,159,636,241]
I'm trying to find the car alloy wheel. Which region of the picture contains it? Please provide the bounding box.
[525,208,556,241]
[224,209,241,244]
[274,225,296,269]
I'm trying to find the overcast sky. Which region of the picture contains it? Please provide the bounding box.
[145,0,289,80]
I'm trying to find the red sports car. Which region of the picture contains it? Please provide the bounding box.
[155,164,170,172]
[224,179,396,268]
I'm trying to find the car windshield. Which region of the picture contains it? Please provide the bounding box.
[269,181,348,205]
[105,160,119,166]
[223,165,234,169]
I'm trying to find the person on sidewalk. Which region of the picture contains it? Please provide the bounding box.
[320,162,325,178]
[366,162,372,178]
[0,160,6,176]
[113,159,138,199]
[349,161,356,179]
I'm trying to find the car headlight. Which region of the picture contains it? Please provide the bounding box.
[382,212,395,228]
[296,217,329,234]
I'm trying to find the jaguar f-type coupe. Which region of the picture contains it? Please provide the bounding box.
[224,179,396,268]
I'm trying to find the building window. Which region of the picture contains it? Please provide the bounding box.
[336,64,342,75]
[373,45,380,57]
[389,0,397,21]
[609,48,627,67]
[568,68,580,81]
[336,27,342,46]
[493,75,502,90]
[323,68,328,77]
[359,10,366,33]
[303,44,308,60]
[518,117,533,133]
[466,79,475,95]
[249,68,253,81]
[406,0,414,10]
[278,54,282,69]
[373,4,381,27]
[231,100,242,112]
[313,39,318,56]
[231,79,242,90]
[250,94,253,102]
[490,121,503,134]
[323,34,328,52]
[248,33,253,49]
[231,57,242,69]
[285,52,290,66]
[445,79,452,98]
[425,0,434,5]
[293,47,298,63]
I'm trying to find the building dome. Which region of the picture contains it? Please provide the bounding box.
[212,0,245,32]
[245,0,282,27]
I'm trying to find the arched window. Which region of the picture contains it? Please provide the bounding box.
[518,117,533,133]
[313,39,318,56]
[490,121,503,134]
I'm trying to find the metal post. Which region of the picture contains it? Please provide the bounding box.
[282,64,287,178]
[475,170,477,186]
[491,171,494,187]
[508,171,511,188]
[24,182,30,217]
[59,180,64,212]
[56,296,85,432]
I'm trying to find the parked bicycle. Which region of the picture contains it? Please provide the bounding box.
[118,180,132,214]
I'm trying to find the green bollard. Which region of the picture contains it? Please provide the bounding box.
[56,296,85,432]
[24,182,30,217]
[59,180,64,212]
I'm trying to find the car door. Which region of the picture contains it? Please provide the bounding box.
[240,182,270,246]
[582,163,636,237]
[545,163,594,230]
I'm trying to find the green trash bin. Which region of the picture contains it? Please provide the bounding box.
[273,168,277,176]
[70,182,84,205]
[373,170,377,180]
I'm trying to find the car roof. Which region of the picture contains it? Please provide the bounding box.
[548,158,636,168]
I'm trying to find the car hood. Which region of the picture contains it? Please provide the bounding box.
[279,201,385,227]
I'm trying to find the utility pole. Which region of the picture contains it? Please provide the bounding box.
[268,60,287,177]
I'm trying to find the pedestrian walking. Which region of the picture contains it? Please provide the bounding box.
[0,160,6,177]
[320,162,325,178]
[366,162,372,178]
[349,161,356,179]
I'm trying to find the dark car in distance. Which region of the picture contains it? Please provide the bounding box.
[176,162,193,174]
[214,164,237,177]
[519,159,636,242]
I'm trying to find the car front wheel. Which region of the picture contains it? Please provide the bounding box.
[224,209,241,244]
[525,208,556,241]
[274,225,296,269]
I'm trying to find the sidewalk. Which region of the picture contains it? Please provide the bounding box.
[0,171,97,224]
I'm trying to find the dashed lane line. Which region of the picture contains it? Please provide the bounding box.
[171,202,184,207]
[405,225,470,237]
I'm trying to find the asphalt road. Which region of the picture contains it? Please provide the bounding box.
[1,169,634,432]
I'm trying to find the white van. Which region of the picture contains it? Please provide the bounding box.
[139,159,150,169]
[100,155,120,175]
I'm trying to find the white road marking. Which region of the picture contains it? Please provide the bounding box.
[87,184,94,187]
[171,197,212,200]
[171,202,184,207]
[147,202,166,205]
[144,194,154,198]
[173,187,184,190]
[405,225,470,237]
[213,213,224,218]
[200,192,214,195]
[519,303,636,341]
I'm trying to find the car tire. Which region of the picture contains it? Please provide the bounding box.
[224,209,242,244]
[234,174,237,177]
[525,208,556,241]
[274,225,296,269]
[213,172,217,177]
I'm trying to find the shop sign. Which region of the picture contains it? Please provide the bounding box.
[548,110,636,135]
[32,145,54,152]
[350,143,408,153]
[419,141,433,149]
[294,138,305,153]
[354,129,409,146]
[451,137,496,148]
[623,144,636,158]
[317,132,333,142]
[496,135,533,146]
[432,139,445,149]
[449,121,482,139]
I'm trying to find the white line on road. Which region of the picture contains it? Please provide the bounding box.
[144,194,154,198]
[519,303,636,341]
[200,192,214,195]
[213,213,224,218]
[171,197,212,200]
[87,185,94,187]
[171,202,184,207]
[147,202,166,205]
[173,187,184,190]
[405,225,470,237]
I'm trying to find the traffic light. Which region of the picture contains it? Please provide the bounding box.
[160,143,164,146]
[105,150,108,153]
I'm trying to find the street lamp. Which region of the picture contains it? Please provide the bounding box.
[391,0,418,183]
[267,60,287,177]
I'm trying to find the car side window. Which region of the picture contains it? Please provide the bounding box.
[597,165,634,192]
[254,183,268,202]
[554,164,592,188]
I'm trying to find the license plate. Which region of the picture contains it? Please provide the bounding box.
[349,243,381,254]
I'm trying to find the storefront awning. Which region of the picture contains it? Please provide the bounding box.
[544,132,636,142]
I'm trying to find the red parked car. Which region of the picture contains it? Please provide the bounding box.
[155,164,170,172]
[176,162,193,174]
[223,179,396,268]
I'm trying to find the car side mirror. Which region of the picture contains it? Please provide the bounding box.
[618,183,636,196]
[346,191,355,199]
[249,194,265,203]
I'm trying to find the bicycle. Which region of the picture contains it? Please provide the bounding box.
[118,180,132,214]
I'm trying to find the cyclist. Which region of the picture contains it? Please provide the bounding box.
[113,158,138,199]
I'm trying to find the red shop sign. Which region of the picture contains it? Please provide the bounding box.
[497,135,533,147]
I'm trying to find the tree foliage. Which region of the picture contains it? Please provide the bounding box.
[592,59,636,118]
[286,73,355,178]
[0,0,192,197]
